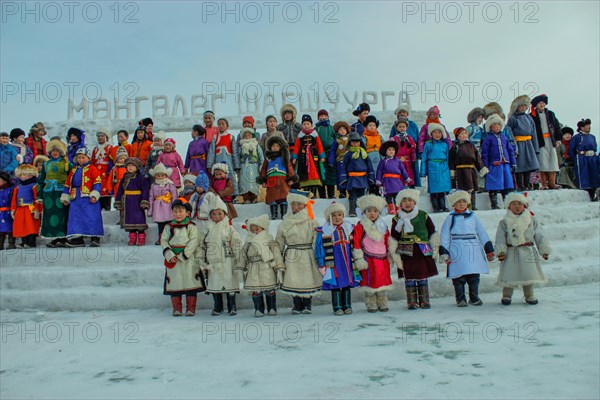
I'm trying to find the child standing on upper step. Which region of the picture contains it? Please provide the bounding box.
[340,132,375,217]
[239,214,284,317]
[420,123,451,212]
[161,198,206,317]
[148,163,178,245]
[376,140,413,215]
[352,195,392,313]
[389,188,440,310]
[449,127,487,210]
[439,190,494,307]
[258,136,297,220]
[329,121,352,199]
[495,192,551,305]
[115,157,150,246]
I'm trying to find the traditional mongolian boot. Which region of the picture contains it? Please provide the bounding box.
[211,293,224,315]
[66,236,85,248]
[376,291,389,312]
[137,232,146,246]
[417,282,431,309]
[430,195,440,213]
[501,287,513,305]
[270,204,278,220]
[387,203,397,215]
[302,297,312,314]
[128,231,138,246]
[252,292,265,317]
[279,203,288,219]
[523,284,538,305]
[7,234,16,250]
[453,277,467,307]
[349,198,357,217]
[332,290,343,315]
[438,194,449,212]
[470,192,477,211]
[489,192,500,210]
[185,295,197,316]
[405,284,419,310]
[466,274,482,305]
[227,293,237,315]
[365,293,378,313]
[0,233,5,251]
[342,287,353,314]
[265,290,277,315]
[90,236,100,247]
[171,296,183,316]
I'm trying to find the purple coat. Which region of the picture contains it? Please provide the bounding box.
[376,157,410,196]
[184,137,210,175]
[0,184,14,233]
[116,173,150,231]
[148,182,178,223]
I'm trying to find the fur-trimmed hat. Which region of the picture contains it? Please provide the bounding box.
[153,130,166,141]
[33,155,49,168]
[509,95,531,117]
[171,197,192,213]
[239,127,255,138]
[428,123,447,139]
[301,114,313,125]
[149,163,173,177]
[280,104,298,121]
[561,126,574,136]
[183,174,197,185]
[115,146,129,161]
[395,188,420,206]
[124,157,143,171]
[379,140,399,157]
[447,190,471,206]
[10,128,25,141]
[211,162,229,175]
[467,107,485,124]
[140,117,154,127]
[395,117,409,128]
[505,192,528,208]
[15,164,38,178]
[75,146,92,159]
[352,102,370,116]
[67,127,84,140]
[483,102,504,119]
[208,195,228,214]
[485,114,505,131]
[333,121,351,134]
[531,94,548,107]
[96,127,110,138]
[427,106,441,116]
[577,118,591,131]
[195,171,210,192]
[453,127,467,138]
[317,109,329,118]
[287,192,310,205]
[324,202,346,220]
[246,214,270,231]
[242,116,255,127]
[46,138,67,157]
[364,115,379,128]
[394,107,409,116]
[357,194,387,212]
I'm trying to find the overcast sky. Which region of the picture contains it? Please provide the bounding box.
[1,0,599,135]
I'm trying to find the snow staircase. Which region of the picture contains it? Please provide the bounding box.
[1,189,598,312]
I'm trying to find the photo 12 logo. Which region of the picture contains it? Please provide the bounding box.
[1,1,140,24]
[401,1,540,24]
[201,1,340,23]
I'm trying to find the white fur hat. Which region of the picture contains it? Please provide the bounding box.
[324,202,347,219]
[246,214,270,231]
[357,194,387,212]
[447,190,471,206]
[208,195,228,214]
[153,130,166,141]
[96,127,111,138]
[287,192,309,205]
[211,163,229,175]
[240,127,255,138]
[504,192,528,208]
[183,174,197,185]
[427,123,447,139]
[395,188,420,206]
[485,114,505,131]
[149,163,173,177]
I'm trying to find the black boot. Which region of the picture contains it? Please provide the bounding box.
[211,293,224,315]
[66,236,85,247]
[342,287,352,314]
[466,274,482,305]
[302,297,312,314]
[327,185,336,199]
[7,234,16,250]
[489,192,500,210]
[252,292,265,317]
[265,290,277,315]
[90,236,100,247]
[270,204,278,220]
[349,198,357,217]
[227,293,237,315]
[0,233,5,251]
[317,186,326,199]
[470,192,477,211]
[452,277,467,307]
[338,189,346,199]
[430,195,440,213]
[292,296,303,314]
[279,203,287,218]
[331,290,343,315]
[438,194,449,212]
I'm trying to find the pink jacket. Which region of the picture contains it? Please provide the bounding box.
[148,181,178,223]
[157,151,184,187]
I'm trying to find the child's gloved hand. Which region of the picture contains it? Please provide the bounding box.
[497,253,506,262]
[479,166,489,177]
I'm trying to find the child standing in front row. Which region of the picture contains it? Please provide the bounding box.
[439,190,494,307]
[389,189,440,309]
[12,164,42,248]
[495,192,550,305]
[239,214,284,317]
[352,195,392,313]
[315,202,360,315]
[199,196,242,316]
[0,171,16,250]
[161,198,206,316]
[148,163,178,245]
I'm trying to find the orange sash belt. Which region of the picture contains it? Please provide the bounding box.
[349,172,366,177]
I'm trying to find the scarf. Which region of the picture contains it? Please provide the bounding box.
[561,138,570,159]
[204,218,231,264]
[396,205,419,234]
[349,146,368,160]
[364,129,381,153]
[359,216,387,242]
[94,142,110,160]
[425,117,441,125]
[239,138,258,156]
[301,128,315,135]
[154,177,173,186]
[503,210,532,246]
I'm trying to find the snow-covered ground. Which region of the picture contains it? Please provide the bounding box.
[1,189,599,399]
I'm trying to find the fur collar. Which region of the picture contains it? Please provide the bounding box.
[322,221,353,237]
[359,216,387,242]
[239,138,258,155]
[504,210,532,246]
[245,230,274,263]
[280,208,310,231]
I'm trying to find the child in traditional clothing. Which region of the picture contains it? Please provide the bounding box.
[148,163,178,245]
[10,128,33,165]
[91,128,113,211]
[376,141,413,215]
[239,214,284,317]
[0,171,16,250]
[439,190,494,307]
[210,163,238,220]
[530,94,561,190]
[506,95,540,191]
[107,147,128,208]
[180,174,197,201]
[199,196,242,316]
[363,115,384,176]
[37,138,70,247]
[11,164,42,248]
[340,133,375,217]
[449,128,487,210]
[110,130,131,165]
[203,110,219,143]
[259,115,285,153]
[61,147,104,247]
[66,127,85,163]
[465,108,485,149]
[130,126,152,166]
[237,128,264,204]
[189,171,215,234]
[389,189,440,309]
[291,114,326,195]
[420,123,451,212]
[277,104,302,147]
[315,202,360,315]
[556,127,577,189]
[145,130,165,180]
[418,106,453,156]
[258,136,297,220]
[329,121,352,198]
[185,124,210,176]
[481,114,516,209]
[276,193,322,314]
[390,118,418,187]
[161,198,206,316]
[495,192,551,305]
[315,109,337,199]
[569,118,599,201]
[115,157,150,246]
[157,138,184,188]
[352,195,392,312]
[207,118,240,195]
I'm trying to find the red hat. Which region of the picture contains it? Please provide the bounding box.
[317,109,329,118]
[164,138,176,146]
[453,127,467,138]
[242,116,255,127]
